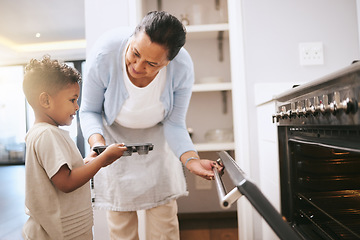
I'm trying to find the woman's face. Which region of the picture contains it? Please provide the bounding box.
[125,31,170,82]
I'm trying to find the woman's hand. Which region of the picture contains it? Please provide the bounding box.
[186,158,223,180]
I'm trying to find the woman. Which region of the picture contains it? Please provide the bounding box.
[80,11,219,239]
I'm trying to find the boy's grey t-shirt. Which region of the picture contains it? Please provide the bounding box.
[23,123,93,240]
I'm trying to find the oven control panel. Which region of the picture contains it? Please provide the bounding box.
[273,90,359,125]
[272,62,360,126]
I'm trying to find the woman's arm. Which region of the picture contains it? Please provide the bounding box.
[88,133,106,148]
[180,150,218,180]
[163,49,196,157]
[163,49,220,180]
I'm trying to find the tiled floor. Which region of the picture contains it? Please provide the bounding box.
[0,165,27,240]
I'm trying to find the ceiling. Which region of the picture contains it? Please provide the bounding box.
[0,0,86,65]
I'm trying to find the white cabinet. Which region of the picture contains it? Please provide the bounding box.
[255,83,300,240]
[140,0,234,153]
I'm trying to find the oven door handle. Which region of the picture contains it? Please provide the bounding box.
[213,164,242,209]
[214,151,304,240]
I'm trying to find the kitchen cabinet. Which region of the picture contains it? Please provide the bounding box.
[139,0,234,153]
[255,83,300,240]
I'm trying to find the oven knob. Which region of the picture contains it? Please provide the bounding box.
[286,110,292,118]
[290,102,297,118]
[331,91,341,114]
[320,95,329,113]
[272,112,282,123]
[281,106,288,118]
[296,107,302,117]
[319,103,325,113]
[296,101,305,117]
[313,96,321,115]
[343,98,359,114]
[276,112,282,121]
[305,99,315,115]
[339,99,348,113]
[272,114,277,123]
[329,102,335,114]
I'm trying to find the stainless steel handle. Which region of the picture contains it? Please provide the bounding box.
[215,151,304,240]
[213,164,242,209]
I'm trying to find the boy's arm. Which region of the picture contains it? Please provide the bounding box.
[51,143,126,193]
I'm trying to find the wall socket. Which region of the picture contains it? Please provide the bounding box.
[299,42,324,66]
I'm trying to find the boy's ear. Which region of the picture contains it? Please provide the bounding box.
[39,92,50,108]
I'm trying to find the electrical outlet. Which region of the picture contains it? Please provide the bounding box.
[195,176,212,190]
[299,42,324,66]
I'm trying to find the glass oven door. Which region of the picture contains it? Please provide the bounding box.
[279,126,360,240]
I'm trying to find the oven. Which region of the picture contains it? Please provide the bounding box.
[273,62,360,239]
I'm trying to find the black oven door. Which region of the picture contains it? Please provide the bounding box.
[279,126,360,240]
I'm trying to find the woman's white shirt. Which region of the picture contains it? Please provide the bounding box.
[115,43,166,129]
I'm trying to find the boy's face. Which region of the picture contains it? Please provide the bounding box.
[46,83,80,126]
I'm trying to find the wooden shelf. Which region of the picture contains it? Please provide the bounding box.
[185,23,229,39]
[194,142,235,152]
[186,23,229,32]
[192,82,232,92]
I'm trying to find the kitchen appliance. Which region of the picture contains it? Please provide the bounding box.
[272,62,360,239]
[213,151,303,240]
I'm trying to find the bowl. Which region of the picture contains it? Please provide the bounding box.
[204,129,233,143]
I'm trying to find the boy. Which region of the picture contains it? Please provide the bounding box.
[22,55,126,239]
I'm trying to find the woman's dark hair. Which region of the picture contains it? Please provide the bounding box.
[134,11,186,61]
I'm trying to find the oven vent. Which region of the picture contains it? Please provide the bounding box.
[289,126,360,139]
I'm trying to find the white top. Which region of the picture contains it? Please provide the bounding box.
[115,42,166,129]
[23,123,93,240]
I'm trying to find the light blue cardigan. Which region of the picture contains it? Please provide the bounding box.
[79,28,196,158]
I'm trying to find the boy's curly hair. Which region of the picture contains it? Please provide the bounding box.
[23,55,81,106]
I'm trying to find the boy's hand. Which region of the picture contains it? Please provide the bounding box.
[84,150,97,164]
[100,143,127,167]
[52,143,126,193]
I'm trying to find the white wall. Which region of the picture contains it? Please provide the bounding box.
[243,0,359,180]
[84,0,141,55]
[234,0,359,239]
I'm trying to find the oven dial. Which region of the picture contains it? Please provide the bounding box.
[290,102,297,118]
[272,112,281,123]
[272,97,358,123]
[296,101,305,117]
[330,91,358,114]
[342,98,358,114]
[330,91,340,114]
[313,96,321,114]
[305,98,315,115]
[320,95,329,113]
[280,106,288,118]
[329,102,335,113]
